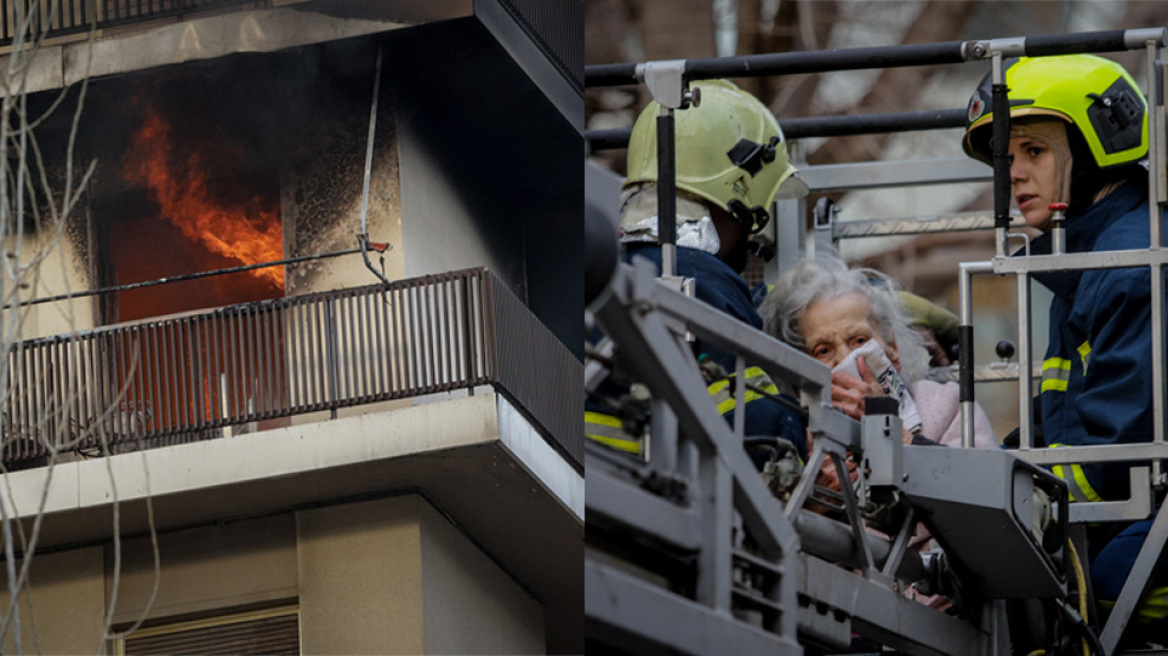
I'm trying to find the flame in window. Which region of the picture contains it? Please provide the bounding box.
[122,103,284,289]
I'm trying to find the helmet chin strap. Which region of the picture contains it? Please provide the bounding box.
[726,199,770,234]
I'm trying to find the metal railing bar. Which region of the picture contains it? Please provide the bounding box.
[175,318,190,431]
[427,282,439,391]
[484,273,499,383]
[428,283,440,392]
[172,319,186,431]
[193,318,207,428]
[437,280,449,387]
[308,300,321,408]
[362,290,374,400]
[31,339,43,453]
[166,323,178,439]
[111,331,123,445]
[210,312,222,424]
[252,308,265,418]
[365,289,378,401]
[388,284,400,392]
[246,303,259,419]
[146,326,159,438]
[407,284,419,391]
[274,306,286,415]
[343,292,356,400]
[374,287,387,399]
[398,282,409,391]
[443,278,454,386]
[129,325,144,441]
[352,292,365,400]
[292,301,305,409]
[276,305,288,414]
[67,337,78,447]
[82,335,96,454]
[261,306,274,417]
[48,338,60,450]
[303,300,317,409]
[269,305,281,418]
[236,306,249,420]
[323,298,338,407]
[226,310,239,419]
[414,282,425,390]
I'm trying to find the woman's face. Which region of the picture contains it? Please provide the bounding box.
[1008,120,1070,231]
[799,292,898,369]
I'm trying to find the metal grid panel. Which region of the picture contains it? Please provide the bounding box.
[496,0,583,91]
[489,272,583,467]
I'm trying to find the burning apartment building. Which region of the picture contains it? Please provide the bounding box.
[0,0,582,653]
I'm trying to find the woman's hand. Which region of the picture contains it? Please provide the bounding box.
[815,452,858,493]
[805,430,858,495]
[830,356,884,420]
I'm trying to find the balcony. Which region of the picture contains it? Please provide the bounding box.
[0,0,228,42]
[2,267,582,471]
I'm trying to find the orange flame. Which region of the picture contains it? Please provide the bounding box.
[123,104,284,289]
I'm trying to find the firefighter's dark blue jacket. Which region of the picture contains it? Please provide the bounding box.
[1030,183,1162,503]
[587,244,807,461]
[1022,184,1168,612]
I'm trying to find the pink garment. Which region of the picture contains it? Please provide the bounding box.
[909,379,997,449]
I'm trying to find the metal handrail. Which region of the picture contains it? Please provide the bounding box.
[0,267,582,470]
[0,0,257,48]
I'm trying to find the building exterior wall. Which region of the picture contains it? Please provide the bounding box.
[109,513,299,625]
[297,496,427,654]
[420,498,545,654]
[16,231,96,340]
[1,493,544,654]
[0,546,105,655]
[396,120,528,291]
[299,494,545,654]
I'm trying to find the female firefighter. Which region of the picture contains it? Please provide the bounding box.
[962,53,1168,636]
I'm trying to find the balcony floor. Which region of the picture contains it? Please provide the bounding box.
[2,391,582,652]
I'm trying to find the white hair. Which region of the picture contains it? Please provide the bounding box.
[760,254,928,383]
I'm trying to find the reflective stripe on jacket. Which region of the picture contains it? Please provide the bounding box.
[1031,184,1160,502]
[585,367,783,456]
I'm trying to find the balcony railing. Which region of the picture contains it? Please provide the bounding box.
[0,0,259,47]
[1,267,581,469]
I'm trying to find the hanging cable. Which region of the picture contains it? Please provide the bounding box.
[1067,539,1091,655]
[358,44,394,286]
[6,247,366,309]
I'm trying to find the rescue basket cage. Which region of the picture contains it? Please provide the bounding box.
[585,27,1168,656]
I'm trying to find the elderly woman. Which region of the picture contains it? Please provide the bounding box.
[760,254,997,449]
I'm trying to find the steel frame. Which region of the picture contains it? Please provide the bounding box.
[586,260,1007,655]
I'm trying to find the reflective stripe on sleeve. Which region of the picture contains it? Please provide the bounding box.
[1077,340,1091,374]
[585,411,641,454]
[1041,357,1072,393]
[707,366,780,415]
[1098,584,1168,622]
[1049,443,1103,503]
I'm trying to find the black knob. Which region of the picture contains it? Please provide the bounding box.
[996,340,1016,360]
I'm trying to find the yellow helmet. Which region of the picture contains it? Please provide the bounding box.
[963,54,1147,169]
[625,79,807,234]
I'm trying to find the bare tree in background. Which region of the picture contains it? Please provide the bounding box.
[0,6,162,653]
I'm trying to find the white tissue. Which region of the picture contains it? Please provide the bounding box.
[832,340,923,434]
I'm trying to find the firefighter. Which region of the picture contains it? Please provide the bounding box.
[586,79,809,462]
[963,53,1168,636]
